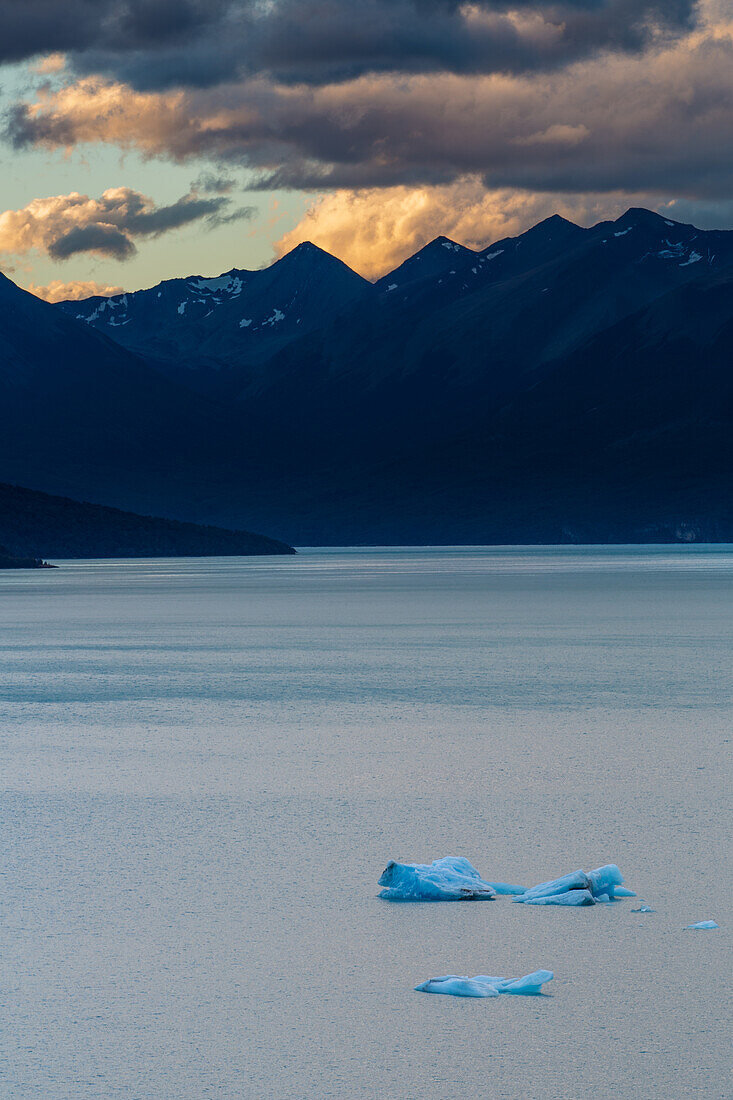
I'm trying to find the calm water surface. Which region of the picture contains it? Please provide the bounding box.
[1,547,731,1099]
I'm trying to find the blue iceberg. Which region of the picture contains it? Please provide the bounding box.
[631,903,655,913]
[378,857,500,901]
[685,920,719,930]
[378,858,632,905]
[519,888,595,907]
[415,970,553,998]
[515,864,634,907]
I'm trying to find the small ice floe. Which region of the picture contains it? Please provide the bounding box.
[685,920,719,930]
[379,857,519,901]
[631,903,655,913]
[515,865,635,907]
[415,970,553,998]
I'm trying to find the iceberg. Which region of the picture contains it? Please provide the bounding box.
[685,920,719,930]
[515,864,634,906]
[631,903,655,913]
[378,857,498,901]
[486,880,527,896]
[378,858,632,905]
[416,970,553,998]
[415,976,500,998]
[519,889,595,907]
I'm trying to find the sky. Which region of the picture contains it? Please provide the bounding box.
[0,0,731,298]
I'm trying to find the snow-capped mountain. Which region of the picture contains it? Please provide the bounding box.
[375,236,476,297]
[61,241,371,386]
[7,206,733,543]
[61,208,732,394]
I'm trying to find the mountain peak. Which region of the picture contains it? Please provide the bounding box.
[272,240,368,284]
[376,235,473,289]
[615,207,687,231]
[291,240,320,254]
[417,236,474,257]
[278,240,338,264]
[428,235,467,250]
[519,213,582,241]
[537,214,578,230]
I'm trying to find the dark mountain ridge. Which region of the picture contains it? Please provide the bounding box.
[61,241,371,393]
[0,482,295,559]
[4,206,731,544]
[60,207,729,405]
[0,266,277,522]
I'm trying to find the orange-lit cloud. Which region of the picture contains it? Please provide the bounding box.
[33,52,66,74]
[9,17,732,201]
[2,0,731,289]
[274,180,652,278]
[29,279,123,303]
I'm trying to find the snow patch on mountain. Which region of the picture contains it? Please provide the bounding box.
[190,274,243,294]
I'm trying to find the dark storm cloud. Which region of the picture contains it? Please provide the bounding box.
[116,190,233,234]
[49,223,135,260]
[3,1,730,217]
[0,0,699,85]
[9,16,731,204]
[0,1,230,64]
[235,0,698,87]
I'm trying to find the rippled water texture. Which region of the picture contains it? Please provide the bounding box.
[1,547,731,1098]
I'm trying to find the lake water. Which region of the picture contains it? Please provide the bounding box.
[1,547,731,1099]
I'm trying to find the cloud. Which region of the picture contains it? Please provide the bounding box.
[0,185,251,261]
[514,123,589,146]
[49,222,134,260]
[233,0,698,86]
[8,18,732,201]
[0,1,231,67]
[33,52,66,74]
[192,170,237,193]
[205,205,256,227]
[0,1,700,87]
[274,178,653,277]
[3,1,731,283]
[29,278,123,302]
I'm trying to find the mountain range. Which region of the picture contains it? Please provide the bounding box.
[0,206,730,544]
